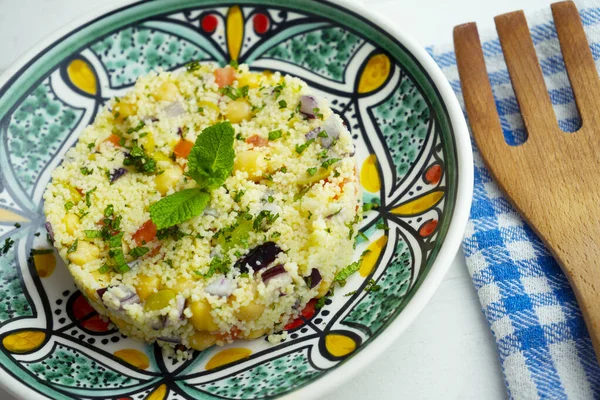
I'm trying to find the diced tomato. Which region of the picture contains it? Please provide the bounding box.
[214,66,235,88]
[173,139,194,159]
[132,220,157,245]
[246,134,268,147]
[284,299,317,331]
[106,134,122,147]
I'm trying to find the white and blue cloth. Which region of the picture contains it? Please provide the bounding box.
[428,1,600,398]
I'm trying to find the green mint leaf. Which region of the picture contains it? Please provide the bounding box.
[321,158,341,169]
[84,230,102,239]
[67,239,79,254]
[150,188,210,229]
[334,261,361,282]
[130,246,150,259]
[187,122,235,190]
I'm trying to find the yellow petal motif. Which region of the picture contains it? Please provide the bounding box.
[0,208,28,223]
[2,331,46,353]
[67,59,97,95]
[146,384,167,400]
[206,348,252,370]
[360,154,381,193]
[391,190,444,216]
[358,54,391,94]
[226,6,244,62]
[325,334,356,358]
[114,349,150,370]
[33,251,56,278]
[360,235,388,277]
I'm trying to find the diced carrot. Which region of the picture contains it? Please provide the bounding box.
[173,139,194,159]
[106,134,122,147]
[214,66,235,88]
[216,326,241,342]
[246,134,268,147]
[132,220,157,245]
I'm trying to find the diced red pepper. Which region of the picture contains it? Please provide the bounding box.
[246,134,268,147]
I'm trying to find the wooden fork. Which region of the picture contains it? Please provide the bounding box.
[454,0,600,360]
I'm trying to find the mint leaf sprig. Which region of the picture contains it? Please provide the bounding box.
[149,122,235,229]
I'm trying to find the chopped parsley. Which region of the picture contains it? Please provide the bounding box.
[236,133,244,141]
[126,121,146,134]
[357,231,369,241]
[219,85,249,100]
[123,144,156,174]
[156,226,185,241]
[67,239,79,254]
[233,190,245,203]
[376,222,389,230]
[317,130,328,138]
[79,167,94,176]
[273,82,286,98]
[313,108,324,120]
[278,99,287,109]
[270,231,281,239]
[13,223,20,229]
[267,195,274,203]
[268,129,282,141]
[365,279,381,292]
[196,256,230,278]
[87,142,95,150]
[64,201,74,211]
[104,204,114,218]
[321,158,341,169]
[186,60,201,72]
[130,246,150,259]
[85,187,97,207]
[307,167,317,176]
[84,230,102,239]
[253,210,279,231]
[295,138,315,154]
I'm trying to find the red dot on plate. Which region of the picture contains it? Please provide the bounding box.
[72,293,95,320]
[81,314,111,333]
[253,13,270,34]
[284,298,317,331]
[424,164,443,184]
[419,219,438,237]
[202,14,218,33]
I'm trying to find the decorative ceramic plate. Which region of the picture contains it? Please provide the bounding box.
[0,0,472,398]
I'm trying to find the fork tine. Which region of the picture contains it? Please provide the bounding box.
[552,1,600,127]
[454,23,506,153]
[495,11,561,137]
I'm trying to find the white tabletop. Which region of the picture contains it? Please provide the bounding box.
[0,0,554,398]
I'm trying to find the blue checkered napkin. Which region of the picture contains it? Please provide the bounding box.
[428,1,600,398]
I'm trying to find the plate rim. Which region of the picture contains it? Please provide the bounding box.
[0,0,473,399]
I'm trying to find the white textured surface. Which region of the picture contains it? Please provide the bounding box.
[0,0,555,398]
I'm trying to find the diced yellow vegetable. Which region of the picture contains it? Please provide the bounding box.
[233,150,264,181]
[144,289,176,311]
[225,99,252,123]
[188,330,217,351]
[170,277,195,292]
[67,241,100,266]
[154,166,183,195]
[138,132,155,153]
[198,100,221,115]
[237,73,262,89]
[235,303,265,322]
[152,81,179,102]
[296,167,331,186]
[91,269,111,284]
[151,151,174,169]
[316,281,331,298]
[245,328,269,339]
[189,300,219,332]
[63,213,79,235]
[113,101,137,122]
[67,185,83,204]
[135,274,161,301]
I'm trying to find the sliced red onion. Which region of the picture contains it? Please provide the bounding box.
[158,336,181,344]
[309,268,322,289]
[305,127,321,140]
[151,316,164,330]
[96,288,108,299]
[234,242,282,274]
[110,168,127,183]
[320,116,343,148]
[261,264,287,283]
[203,207,218,217]
[299,95,318,118]
[45,222,54,243]
[144,116,159,124]
[101,285,140,310]
[164,101,185,117]
[204,277,236,297]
